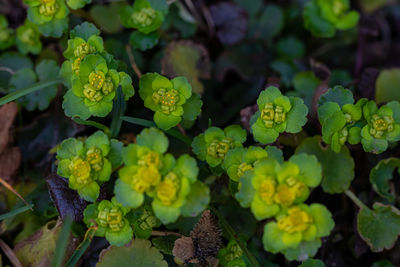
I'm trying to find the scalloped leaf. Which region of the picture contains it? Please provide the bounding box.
[295,136,354,194]
[369,158,400,202]
[181,181,210,217]
[97,238,168,267]
[375,68,400,104]
[161,40,210,94]
[130,31,159,51]
[318,86,354,107]
[357,203,400,252]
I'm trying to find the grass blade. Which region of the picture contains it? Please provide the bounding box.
[110,87,126,138]
[0,204,33,221]
[73,118,111,136]
[65,227,97,267]
[51,216,73,267]
[0,78,63,106]
[121,116,192,145]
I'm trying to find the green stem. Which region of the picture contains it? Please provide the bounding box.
[73,118,111,137]
[345,190,368,210]
[0,78,64,106]
[211,207,261,267]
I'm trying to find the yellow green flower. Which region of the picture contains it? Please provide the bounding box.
[84,197,133,246]
[115,128,172,209]
[120,0,164,34]
[192,125,247,168]
[361,101,400,154]
[57,131,122,202]
[16,20,42,55]
[263,203,334,260]
[251,86,308,144]
[24,0,69,37]
[224,146,283,182]
[235,154,322,220]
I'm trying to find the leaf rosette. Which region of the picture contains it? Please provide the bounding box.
[235,154,322,220]
[224,146,283,182]
[303,0,359,38]
[24,0,69,37]
[84,197,133,246]
[263,203,334,260]
[56,131,122,202]
[139,73,201,130]
[120,0,164,34]
[16,20,42,55]
[360,101,400,154]
[192,125,247,169]
[62,53,134,119]
[318,86,367,152]
[251,86,308,144]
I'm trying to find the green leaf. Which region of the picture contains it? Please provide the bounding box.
[62,90,92,120]
[357,203,400,252]
[303,0,335,38]
[369,158,400,202]
[66,0,91,9]
[136,127,169,154]
[130,31,159,51]
[109,139,123,168]
[249,4,283,40]
[161,41,210,94]
[286,96,308,133]
[299,259,325,267]
[181,181,210,217]
[152,235,179,255]
[0,52,33,90]
[234,0,262,16]
[375,68,400,104]
[283,239,321,261]
[292,71,320,109]
[276,36,305,60]
[97,239,168,267]
[89,4,123,34]
[318,85,354,107]
[295,136,354,194]
[114,178,144,208]
[70,22,100,40]
[182,93,203,121]
[37,17,69,38]
[371,260,395,267]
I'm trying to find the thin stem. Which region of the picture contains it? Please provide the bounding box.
[0,78,63,106]
[0,239,22,267]
[0,177,32,210]
[151,230,183,237]
[125,45,142,79]
[345,189,368,210]
[0,67,15,75]
[177,123,187,136]
[211,207,260,267]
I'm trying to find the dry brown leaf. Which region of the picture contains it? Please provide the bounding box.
[0,147,21,182]
[14,219,79,267]
[0,102,18,154]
